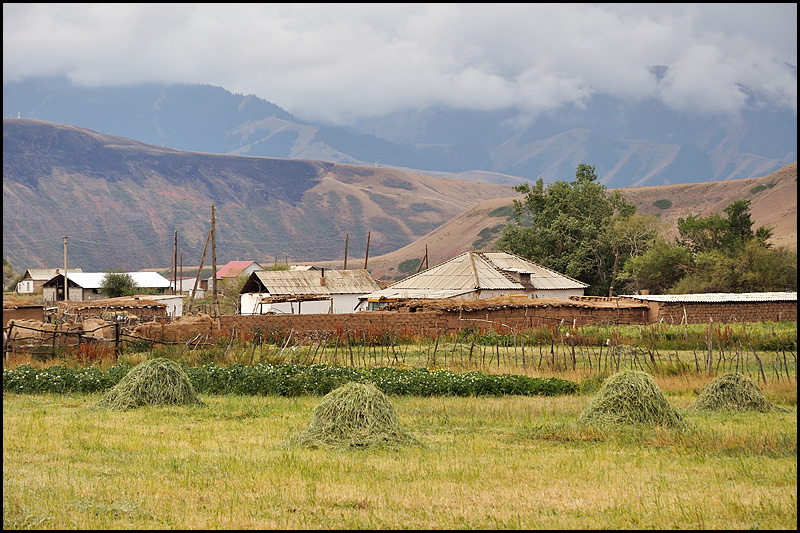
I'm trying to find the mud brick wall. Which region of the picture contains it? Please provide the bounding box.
[219,311,450,340]
[655,301,797,324]
[218,304,651,341]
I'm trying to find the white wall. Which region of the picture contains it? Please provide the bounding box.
[240,293,364,315]
[16,280,34,293]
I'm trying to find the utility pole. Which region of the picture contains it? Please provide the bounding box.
[211,205,218,317]
[179,248,183,294]
[187,229,211,314]
[173,230,178,295]
[364,230,370,270]
[344,233,349,270]
[62,235,69,301]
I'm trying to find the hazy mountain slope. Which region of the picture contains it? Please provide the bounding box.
[355,163,797,280]
[4,77,795,188]
[2,119,515,272]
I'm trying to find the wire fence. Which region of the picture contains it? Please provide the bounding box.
[4,319,796,385]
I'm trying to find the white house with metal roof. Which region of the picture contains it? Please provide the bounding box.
[355,251,588,310]
[239,268,381,314]
[41,272,172,302]
[16,268,83,294]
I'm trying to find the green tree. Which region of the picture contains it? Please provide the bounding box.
[619,238,694,294]
[100,271,138,298]
[496,164,637,296]
[218,273,250,314]
[3,257,20,291]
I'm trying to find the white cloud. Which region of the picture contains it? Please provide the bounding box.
[3,3,796,123]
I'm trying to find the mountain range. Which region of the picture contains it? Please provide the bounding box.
[3,119,796,284]
[3,76,796,188]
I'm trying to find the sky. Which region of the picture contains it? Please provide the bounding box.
[3,3,797,125]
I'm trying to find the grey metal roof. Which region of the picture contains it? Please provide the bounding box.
[620,292,797,303]
[386,251,587,292]
[241,269,380,296]
[361,288,476,301]
[24,268,82,280]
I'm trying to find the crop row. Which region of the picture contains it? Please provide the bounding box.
[2,362,579,397]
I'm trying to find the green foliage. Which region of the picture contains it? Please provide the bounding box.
[3,256,21,291]
[472,224,505,249]
[749,183,775,195]
[496,163,638,296]
[100,270,138,298]
[268,263,290,271]
[488,205,514,218]
[397,258,422,273]
[4,362,579,398]
[652,199,672,209]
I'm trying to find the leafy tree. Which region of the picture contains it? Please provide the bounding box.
[618,238,694,294]
[100,271,138,298]
[496,164,637,295]
[677,199,771,255]
[626,199,795,294]
[218,273,250,314]
[3,257,20,291]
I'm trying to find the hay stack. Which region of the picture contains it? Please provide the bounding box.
[578,370,684,428]
[293,381,418,449]
[95,357,202,411]
[688,373,779,412]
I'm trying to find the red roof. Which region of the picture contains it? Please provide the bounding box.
[215,261,261,280]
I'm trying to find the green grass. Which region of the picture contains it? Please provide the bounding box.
[3,391,795,529]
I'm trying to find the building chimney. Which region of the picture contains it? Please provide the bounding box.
[320,267,326,286]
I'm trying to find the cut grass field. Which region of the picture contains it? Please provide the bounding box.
[3,388,796,529]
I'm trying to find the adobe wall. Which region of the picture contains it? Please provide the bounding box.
[655,301,797,325]
[218,303,650,341]
[3,306,45,327]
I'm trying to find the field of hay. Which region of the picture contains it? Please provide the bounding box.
[3,382,796,529]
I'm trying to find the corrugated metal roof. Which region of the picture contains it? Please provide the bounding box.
[242,269,380,296]
[48,272,171,289]
[481,252,588,290]
[386,251,587,291]
[25,268,82,280]
[621,292,797,303]
[215,261,262,279]
[363,288,475,300]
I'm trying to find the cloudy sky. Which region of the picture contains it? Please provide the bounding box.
[3,3,797,125]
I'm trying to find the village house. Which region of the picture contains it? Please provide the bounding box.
[239,268,380,315]
[355,251,588,310]
[15,268,83,294]
[41,272,171,302]
[171,276,206,298]
[204,260,264,289]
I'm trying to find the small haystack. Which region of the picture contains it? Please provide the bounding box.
[688,373,780,412]
[292,381,419,449]
[577,370,684,428]
[95,357,203,411]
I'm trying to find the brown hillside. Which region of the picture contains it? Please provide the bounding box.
[350,162,797,280]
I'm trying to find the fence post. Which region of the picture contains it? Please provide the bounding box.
[115,322,120,353]
[4,324,12,361]
[706,318,713,376]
